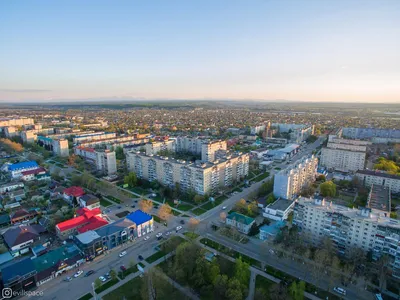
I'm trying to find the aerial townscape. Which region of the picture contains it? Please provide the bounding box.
[1,1,400,300]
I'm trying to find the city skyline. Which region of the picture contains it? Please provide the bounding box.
[1,0,400,103]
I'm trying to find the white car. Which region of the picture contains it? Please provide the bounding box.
[176,226,182,231]
[156,233,163,238]
[144,236,150,241]
[333,287,346,296]
[99,276,107,282]
[119,251,127,258]
[165,231,171,236]
[222,206,227,210]
[74,270,83,278]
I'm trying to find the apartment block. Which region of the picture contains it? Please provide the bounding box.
[126,152,249,195]
[175,136,205,155]
[342,127,400,140]
[356,170,400,194]
[273,155,318,200]
[272,123,314,143]
[320,147,365,172]
[0,117,34,128]
[201,140,227,162]
[52,139,69,157]
[72,132,116,144]
[145,140,175,155]
[74,146,117,175]
[4,126,17,138]
[293,196,400,278]
[21,130,37,143]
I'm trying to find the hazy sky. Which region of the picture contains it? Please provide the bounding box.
[1,0,400,103]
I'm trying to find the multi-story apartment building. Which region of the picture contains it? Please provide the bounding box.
[342,127,400,140]
[72,132,116,144]
[145,140,175,155]
[201,140,227,162]
[356,170,400,194]
[272,123,314,143]
[126,151,249,195]
[4,126,17,138]
[320,138,366,172]
[293,196,400,278]
[175,137,204,155]
[78,135,150,149]
[0,117,34,128]
[21,130,36,143]
[273,155,318,200]
[52,139,69,157]
[74,146,117,175]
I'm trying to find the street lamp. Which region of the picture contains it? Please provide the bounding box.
[92,282,97,300]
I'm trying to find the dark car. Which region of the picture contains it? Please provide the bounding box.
[157,236,162,241]
[138,255,144,261]
[118,206,122,209]
[131,205,136,208]
[120,265,127,271]
[85,270,95,277]
[180,220,185,225]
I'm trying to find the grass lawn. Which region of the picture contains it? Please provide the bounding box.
[253,172,270,182]
[215,195,228,205]
[106,195,122,204]
[172,209,181,216]
[176,203,194,211]
[183,232,199,240]
[152,214,161,223]
[118,265,138,279]
[200,201,216,210]
[95,278,119,294]
[100,198,112,207]
[103,276,142,300]
[192,207,207,216]
[130,186,146,194]
[255,275,276,293]
[145,250,166,263]
[138,262,145,268]
[77,293,92,300]
[200,238,261,268]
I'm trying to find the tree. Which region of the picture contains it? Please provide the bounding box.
[300,183,315,197]
[158,204,172,222]
[247,201,259,217]
[254,288,268,300]
[226,278,243,300]
[115,146,125,160]
[94,278,102,289]
[188,217,200,232]
[139,199,153,213]
[0,138,23,153]
[124,172,138,187]
[234,257,250,288]
[320,181,336,197]
[248,223,260,236]
[214,274,229,299]
[67,154,78,167]
[220,212,227,222]
[194,194,205,204]
[317,174,326,182]
[289,281,305,300]
[109,269,117,281]
[269,283,289,300]
[234,199,247,214]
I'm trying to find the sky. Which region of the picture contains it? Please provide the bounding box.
[1,0,400,103]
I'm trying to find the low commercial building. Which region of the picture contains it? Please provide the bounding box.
[225,212,255,234]
[0,257,37,293]
[8,161,39,178]
[20,167,47,181]
[0,182,24,194]
[273,155,318,200]
[263,198,295,221]
[356,170,400,194]
[259,221,286,241]
[74,231,103,260]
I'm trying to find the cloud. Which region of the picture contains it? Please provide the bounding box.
[0,89,51,93]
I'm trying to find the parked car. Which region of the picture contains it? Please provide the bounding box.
[176,226,182,231]
[222,206,227,210]
[119,251,127,258]
[99,276,107,282]
[333,287,346,296]
[138,255,144,261]
[165,231,171,236]
[157,236,163,240]
[144,236,150,241]
[180,220,185,225]
[120,265,127,271]
[74,270,83,278]
[156,233,163,238]
[84,270,95,277]
[64,276,72,282]
[131,205,136,208]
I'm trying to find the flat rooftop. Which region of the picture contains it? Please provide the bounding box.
[267,198,294,211]
[368,185,391,212]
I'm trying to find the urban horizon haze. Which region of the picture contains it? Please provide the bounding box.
[1,0,400,103]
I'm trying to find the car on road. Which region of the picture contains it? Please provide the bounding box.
[117,206,122,209]
[269,249,275,255]
[138,255,144,261]
[222,206,227,210]
[180,220,185,224]
[64,276,72,282]
[144,236,150,241]
[74,270,83,278]
[119,251,127,257]
[176,226,182,231]
[157,236,163,240]
[99,276,107,282]
[165,231,171,236]
[105,272,111,280]
[84,270,95,277]
[150,193,156,197]
[333,287,346,296]
[156,233,163,238]
[131,205,136,208]
[120,265,127,272]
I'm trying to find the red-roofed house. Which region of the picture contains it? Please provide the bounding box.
[63,186,85,205]
[55,207,108,239]
[21,168,47,181]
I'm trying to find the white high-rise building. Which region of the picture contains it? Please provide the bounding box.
[21,130,37,143]
[126,152,249,195]
[145,140,175,155]
[273,155,318,200]
[201,140,227,162]
[293,196,400,278]
[74,146,117,175]
[52,139,69,157]
[320,144,366,172]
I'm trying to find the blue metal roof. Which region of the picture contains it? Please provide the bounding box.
[8,161,38,171]
[126,210,152,226]
[1,257,36,283]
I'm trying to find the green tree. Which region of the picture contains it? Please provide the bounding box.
[109,269,117,281]
[289,281,305,300]
[124,172,138,187]
[234,199,247,214]
[213,274,229,299]
[194,194,205,204]
[234,257,250,288]
[248,223,260,236]
[115,146,125,160]
[320,181,336,197]
[94,278,102,289]
[226,278,243,300]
